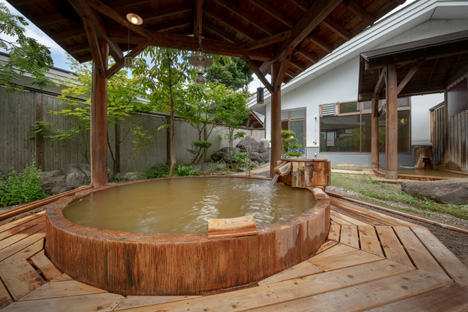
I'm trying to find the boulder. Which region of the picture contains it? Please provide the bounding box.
[119,172,143,182]
[210,147,240,162]
[236,136,269,154]
[401,179,468,205]
[250,151,269,163]
[40,164,113,195]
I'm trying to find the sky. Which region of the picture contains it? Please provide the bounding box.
[1,0,415,91]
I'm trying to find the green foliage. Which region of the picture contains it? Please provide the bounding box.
[143,163,199,179]
[0,163,47,207]
[205,57,253,91]
[0,3,53,92]
[281,129,302,157]
[132,126,152,152]
[174,165,199,177]
[233,151,255,170]
[132,47,196,174]
[188,140,213,163]
[143,163,170,179]
[30,56,150,165]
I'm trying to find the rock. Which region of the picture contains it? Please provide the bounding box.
[401,179,468,205]
[119,172,143,181]
[236,136,269,154]
[210,147,240,162]
[40,163,113,195]
[250,151,269,163]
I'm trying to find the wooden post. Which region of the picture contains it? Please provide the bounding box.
[91,40,108,187]
[371,97,379,170]
[385,64,398,180]
[270,62,282,178]
[34,92,45,171]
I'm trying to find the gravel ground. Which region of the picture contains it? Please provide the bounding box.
[327,185,468,266]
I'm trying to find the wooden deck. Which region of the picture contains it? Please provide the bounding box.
[1,198,468,311]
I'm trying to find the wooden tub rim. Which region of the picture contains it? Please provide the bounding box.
[46,175,329,244]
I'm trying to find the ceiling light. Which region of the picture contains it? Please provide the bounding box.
[126,13,143,25]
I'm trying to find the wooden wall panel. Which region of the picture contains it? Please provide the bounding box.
[0,89,266,174]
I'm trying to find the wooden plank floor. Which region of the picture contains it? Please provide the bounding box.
[1,199,468,311]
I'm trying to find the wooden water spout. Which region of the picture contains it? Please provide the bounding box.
[274,159,331,189]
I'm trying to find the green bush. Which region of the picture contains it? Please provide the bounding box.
[174,165,199,176]
[143,163,170,179]
[0,163,47,207]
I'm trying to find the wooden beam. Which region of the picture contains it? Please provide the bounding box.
[33,13,68,27]
[140,7,192,24]
[289,59,306,72]
[78,0,123,60]
[385,64,398,180]
[271,0,342,62]
[295,48,318,63]
[371,97,379,170]
[106,42,148,79]
[246,0,294,28]
[288,0,309,11]
[204,9,257,42]
[347,0,375,25]
[90,1,271,60]
[194,0,203,39]
[308,35,333,53]
[243,56,274,93]
[426,58,439,85]
[87,0,155,39]
[270,62,282,178]
[154,21,192,33]
[274,47,294,90]
[82,17,105,77]
[396,63,421,95]
[244,31,291,51]
[203,23,240,43]
[373,67,387,98]
[91,40,108,187]
[54,28,86,41]
[214,0,275,35]
[322,18,352,41]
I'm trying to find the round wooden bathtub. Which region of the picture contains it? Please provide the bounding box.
[45,177,330,295]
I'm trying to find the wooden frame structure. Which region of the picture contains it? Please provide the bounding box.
[8,0,405,182]
[359,30,468,179]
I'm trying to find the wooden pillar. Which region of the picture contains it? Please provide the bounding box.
[91,40,108,187]
[34,92,45,171]
[270,62,282,178]
[371,97,379,170]
[385,64,398,180]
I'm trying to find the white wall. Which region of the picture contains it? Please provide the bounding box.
[264,18,468,155]
[411,93,444,146]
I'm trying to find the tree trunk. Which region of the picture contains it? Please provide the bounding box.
[166,116,171,165]
[114,121,121,174]
[168,65,176,175]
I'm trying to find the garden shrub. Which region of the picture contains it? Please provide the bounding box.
[174,165,199,176]
[0,163,47,207]
[143,163,170,179]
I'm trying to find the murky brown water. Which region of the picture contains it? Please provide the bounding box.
[64,178,316,234]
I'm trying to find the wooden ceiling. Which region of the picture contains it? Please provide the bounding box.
[8,0,405,87]
[358,30,468,101]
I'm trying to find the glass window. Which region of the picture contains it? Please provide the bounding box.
[281,109,306,155]
[339,102,360,114]
[320,115,360,152]
[320,100,411,153]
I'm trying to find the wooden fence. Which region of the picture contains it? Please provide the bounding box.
[0,88,265,174]
[431,104,468,171]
